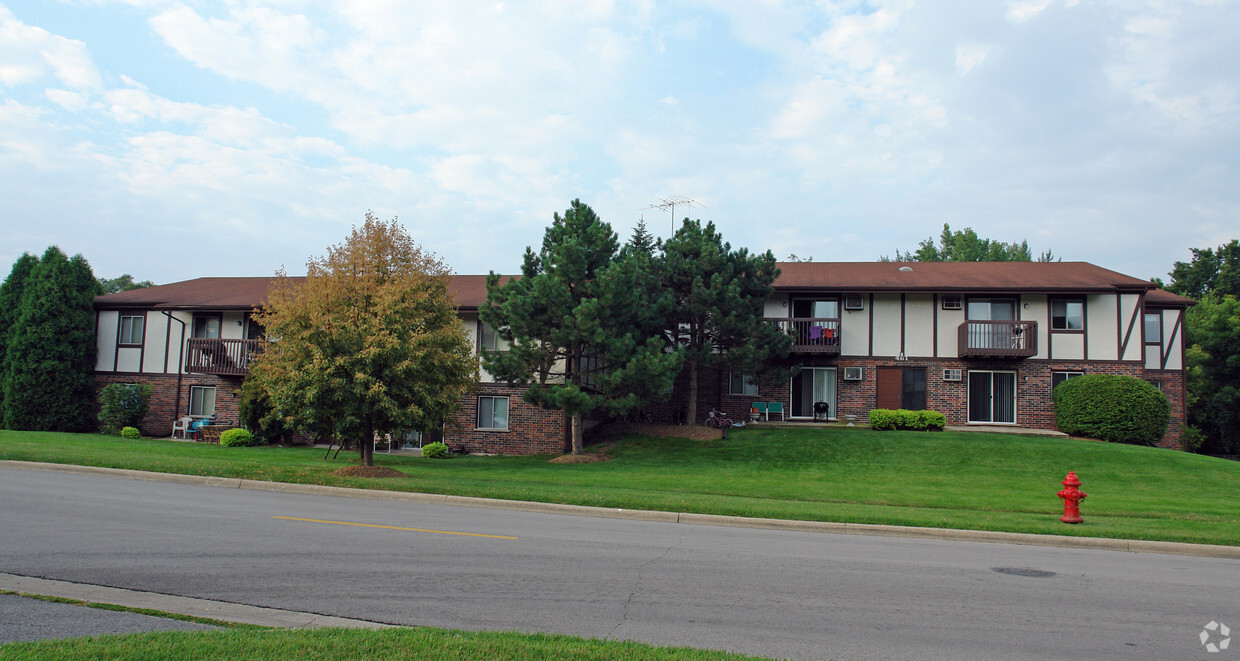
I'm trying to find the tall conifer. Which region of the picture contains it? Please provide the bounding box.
[2,247,100,431]
[0,252,40,422]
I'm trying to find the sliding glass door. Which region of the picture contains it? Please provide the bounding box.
[968,370,1016,423]
[790,368,837,419]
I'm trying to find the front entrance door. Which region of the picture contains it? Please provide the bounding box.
[876,367,926,410]
[790,368,837,419]
[968,370,1017,423]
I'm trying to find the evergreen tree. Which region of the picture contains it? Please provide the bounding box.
[0,252,40,421]
[483,200,680,455]
[3,247,100,431]
[660,219,791,426]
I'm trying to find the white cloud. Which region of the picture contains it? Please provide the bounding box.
[0,6,101,90]
[1005,0,1054,23]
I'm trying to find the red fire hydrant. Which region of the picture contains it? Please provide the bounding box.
[1057,470,1087,524]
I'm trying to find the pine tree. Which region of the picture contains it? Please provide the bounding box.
[483,200,680,454]
[0,252,39,422]
[660,219,791,426]
[2,247,100,431]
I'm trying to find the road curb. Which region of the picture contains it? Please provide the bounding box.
[0,573,393,630]
[6,460,1239,559]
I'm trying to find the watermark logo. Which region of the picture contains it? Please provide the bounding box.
[1200,621,1231,654]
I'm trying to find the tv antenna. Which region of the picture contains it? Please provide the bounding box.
[641,195,703,233]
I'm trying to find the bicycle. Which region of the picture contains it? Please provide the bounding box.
[705,408,733,436]
[622,408,656,424]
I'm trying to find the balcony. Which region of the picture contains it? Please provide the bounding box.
[957,321,1037,358]
[773,318,841,354]
[186,338,263,376]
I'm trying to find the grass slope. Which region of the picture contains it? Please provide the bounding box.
[2,427,1237,545]
[0,627,772,660]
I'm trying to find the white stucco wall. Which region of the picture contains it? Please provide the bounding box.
[903,294,934,358]
[870,294,901,357]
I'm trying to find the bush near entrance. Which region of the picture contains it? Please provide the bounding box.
[869,409,947,431]
[1053,374,1169,445]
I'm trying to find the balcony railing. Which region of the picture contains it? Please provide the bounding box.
[186,338,263,376]
[772,318,841,354]
[957,321,1037,358]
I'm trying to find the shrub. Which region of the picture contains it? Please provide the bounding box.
[219,428,260,447]
[422,441,449,458]
[868,409,946,432]
[97,383,153,434]
[1053,374,1169,445]
[120,426,141,439]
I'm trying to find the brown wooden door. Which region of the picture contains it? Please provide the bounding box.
[876,367,903,410]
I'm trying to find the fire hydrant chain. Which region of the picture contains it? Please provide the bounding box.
[1057,470,1087,524]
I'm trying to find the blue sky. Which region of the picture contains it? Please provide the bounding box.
[2,0,1237,284]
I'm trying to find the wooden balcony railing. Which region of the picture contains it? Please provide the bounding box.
[957,321,1037,358]
[186,338,263,376]
[772,318,841,354]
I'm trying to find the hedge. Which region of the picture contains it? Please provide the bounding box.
[219,428,261,447]
[868,409,946,431]
[1053,374,1169,445]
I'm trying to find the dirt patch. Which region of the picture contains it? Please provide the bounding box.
[597,423,724,442]
[331,465,409,479]
[548,453,613,464]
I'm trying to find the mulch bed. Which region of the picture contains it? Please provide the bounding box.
[331,466,409,478]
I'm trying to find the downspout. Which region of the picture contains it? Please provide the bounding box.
[162,311,187,417]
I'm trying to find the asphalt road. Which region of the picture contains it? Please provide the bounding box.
[1,465,1237,660]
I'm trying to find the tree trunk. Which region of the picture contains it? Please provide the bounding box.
[686,360,700,426]
[571,413,584,455]
[361,416,374,467]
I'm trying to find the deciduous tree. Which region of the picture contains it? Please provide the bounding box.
[482,200,680,455]
[98,274,154,294]
[249,213,478,466]
[886,223,1057,262]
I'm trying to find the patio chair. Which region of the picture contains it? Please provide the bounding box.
[171,416,193,439]
[752,402,768,421]
[766,402,785,421]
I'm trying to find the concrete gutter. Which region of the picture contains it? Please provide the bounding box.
[6,460,1239,559]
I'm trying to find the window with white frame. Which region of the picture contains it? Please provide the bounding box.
[477,396,509,430]
[1051,371,1084,389]
[729,372,758,396]
[189,386,217,418]
[118,315,144,345]
[1050,299,1084,331]
[479,322,507,352]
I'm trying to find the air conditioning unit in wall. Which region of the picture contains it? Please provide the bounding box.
[843,294,865,311]
[943,369,963,382]
[843,367,863,381]
[941,295,962,310]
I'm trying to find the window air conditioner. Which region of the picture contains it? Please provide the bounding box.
[943,369,963,382]
[843,294,865,311]
[843,367,863,381]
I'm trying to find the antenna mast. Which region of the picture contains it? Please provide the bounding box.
[640,195,702,234]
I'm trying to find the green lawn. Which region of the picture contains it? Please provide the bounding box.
[2,426,1238,546]
[0,627,770,660]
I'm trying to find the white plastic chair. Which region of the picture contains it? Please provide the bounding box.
[171,416,193,439]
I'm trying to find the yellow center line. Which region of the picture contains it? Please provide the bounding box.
[274,516,518,540]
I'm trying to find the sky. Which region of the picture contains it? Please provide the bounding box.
[1,0,1237,285]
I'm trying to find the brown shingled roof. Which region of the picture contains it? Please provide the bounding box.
[95,274,513,311]
[1145,288,1196,307]
[774,261,1155,293]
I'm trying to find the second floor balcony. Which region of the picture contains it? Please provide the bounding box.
[772,318,841,354]
[958,321,1038,358]
[186,338,263,376]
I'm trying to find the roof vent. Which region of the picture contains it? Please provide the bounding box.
[898,266,914,272]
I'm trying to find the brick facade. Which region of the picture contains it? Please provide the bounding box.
[93,373,244,437]
[446,383,570,455]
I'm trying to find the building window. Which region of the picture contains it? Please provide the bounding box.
[189,386,217,418]
[479,322,507,352]
[1050,299,1084,331]
[729,372,758,396]
[119,315,144,345]
[1144,312,1161,344]
[1147,379,1162,391]
[477,396,509,430]
[193,314,221,339]
[1051,371,1084,389]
